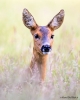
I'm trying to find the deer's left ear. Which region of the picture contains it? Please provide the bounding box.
[47,10,65,31]
[22,8,38,30]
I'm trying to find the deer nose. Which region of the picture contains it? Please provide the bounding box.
[41,45,51,53]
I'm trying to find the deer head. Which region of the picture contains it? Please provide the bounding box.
[22,8,64,55]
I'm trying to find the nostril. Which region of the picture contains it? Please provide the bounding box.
[41,45,51,52]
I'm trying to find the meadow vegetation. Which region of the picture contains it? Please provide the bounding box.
[0,0,80,100]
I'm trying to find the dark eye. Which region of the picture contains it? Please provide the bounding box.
[34,34,40,39]
[51,35,54,39]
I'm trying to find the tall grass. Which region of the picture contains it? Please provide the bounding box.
[0,0,80,100]
[0,50,80,100]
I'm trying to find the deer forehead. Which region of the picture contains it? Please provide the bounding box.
[40,26,49,35]
[33,26,52,37]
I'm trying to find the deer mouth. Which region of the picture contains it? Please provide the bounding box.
[42,51,51,55]
[41,48,52,55]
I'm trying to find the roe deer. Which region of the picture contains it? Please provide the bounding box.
[22,8,64,81]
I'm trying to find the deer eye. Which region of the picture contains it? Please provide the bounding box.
[34,34,40,39]
[51,35,54,39]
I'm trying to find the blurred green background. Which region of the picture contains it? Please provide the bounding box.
[0,0,80,57]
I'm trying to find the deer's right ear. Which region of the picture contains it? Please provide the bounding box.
[22,8,38,30]
[47,10,64,31]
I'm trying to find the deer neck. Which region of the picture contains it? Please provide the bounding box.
[30,47,48,80]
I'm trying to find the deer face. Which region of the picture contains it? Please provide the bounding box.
[22,8,64,55]
[31,26,53,55]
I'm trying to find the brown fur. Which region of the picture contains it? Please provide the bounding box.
[22,8,65,81]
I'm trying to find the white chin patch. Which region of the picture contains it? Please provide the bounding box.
[42,51,51,55]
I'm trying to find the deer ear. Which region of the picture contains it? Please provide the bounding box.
[22,8,38,30]
[47,10,64,31]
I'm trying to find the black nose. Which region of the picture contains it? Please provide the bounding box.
[41,45,51,53]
